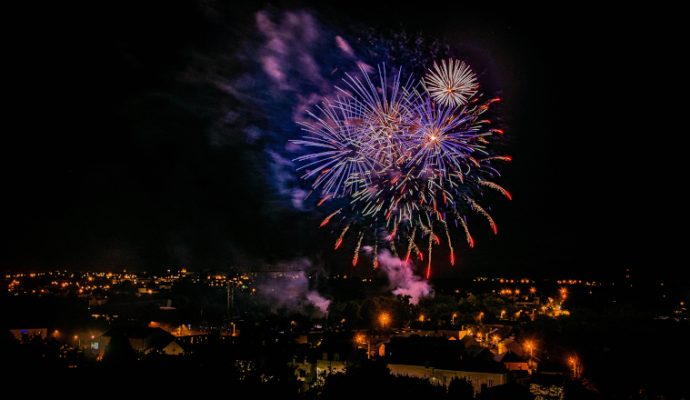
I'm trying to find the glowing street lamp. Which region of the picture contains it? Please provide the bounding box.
[525,341,534,358]
[568,355,580,378]
[355,333,366,345]
[524,340,535,369]
[378,312,391,329]
[560,287,568,300]
[354,333,371,359]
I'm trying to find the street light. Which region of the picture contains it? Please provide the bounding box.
[524,340,535,370]
[525,341,534,358]
[354,333,371,359]
[355,333,366,345]
[378,312,391,329]
[568,356,580,378]
[560,287,568,300]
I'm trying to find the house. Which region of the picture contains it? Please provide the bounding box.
[495,351,531,373]
[99,326,185,357]
[160,340,185,355]
[9,328,48,341]
[386,335,508,394]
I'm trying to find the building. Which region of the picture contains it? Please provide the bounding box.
[495,351,531,373]
[99,326,185,357]
[9,328,47,341]
[386,335,508,394]
[387,363,507,393]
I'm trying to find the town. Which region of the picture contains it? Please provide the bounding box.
[2,267,687,399]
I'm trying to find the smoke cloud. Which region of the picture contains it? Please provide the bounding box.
[256,258,330,315]
[377,250,434,304]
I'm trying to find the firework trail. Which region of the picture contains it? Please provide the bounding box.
[293,59,509,279]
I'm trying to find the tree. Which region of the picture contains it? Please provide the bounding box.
[448,377,474,400]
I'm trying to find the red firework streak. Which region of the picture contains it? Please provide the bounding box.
[317,194,331,207]
[385,226,397,241]
[319,209,341,228]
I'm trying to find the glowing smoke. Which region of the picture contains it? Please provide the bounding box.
[256,259,330,315]
[376,250,433,304]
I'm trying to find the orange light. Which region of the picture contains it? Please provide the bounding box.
[560,287,568,300]
[378,312,391,328]
[354,333,366,345]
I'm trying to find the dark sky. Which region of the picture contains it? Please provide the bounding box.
[3,1,685,279]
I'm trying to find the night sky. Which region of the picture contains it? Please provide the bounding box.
[3,1,685,279]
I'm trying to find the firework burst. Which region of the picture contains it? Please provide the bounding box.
[292,60,509,278]
[423,59,479,107]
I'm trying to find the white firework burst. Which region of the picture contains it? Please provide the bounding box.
[424,59,478,107]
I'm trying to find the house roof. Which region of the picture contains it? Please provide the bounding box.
[102,326,172,341]
[387,335,505,373]
[496,351,528,363]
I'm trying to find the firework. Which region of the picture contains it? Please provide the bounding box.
[292,60,509,279]
[293,101,372,198]
[423,59,478,107]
